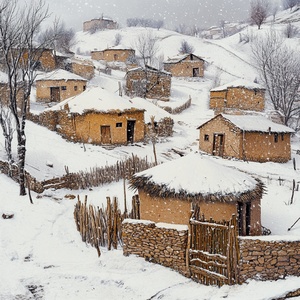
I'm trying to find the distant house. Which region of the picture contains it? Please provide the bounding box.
[125,65,172,101]
[91,47,136,64]
[83,17,118,32]
[210,79,265,113]
[35,69,87,103]
[198,114,294,163]
[0,71,29,112]
[130,152,264,236]
[65,58,95,80]
[163,53,205,78]
[40,86,145,145]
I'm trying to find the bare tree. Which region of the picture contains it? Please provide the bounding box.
[114,33,122,46]
[250,0,270,29]
[219,20,227,38]
[0,0,56,195]
[134,31,159,66]
[283,22,299,38]
[282,0,300,10]
[39,20,76,54]
[178,40,194,54]
[252,30,300,126]
[270,3,279,21]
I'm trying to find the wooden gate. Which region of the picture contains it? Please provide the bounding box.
[188,215,239,286]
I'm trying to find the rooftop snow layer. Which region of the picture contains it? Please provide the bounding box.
[211,79,265,91]
[35,69,87,82]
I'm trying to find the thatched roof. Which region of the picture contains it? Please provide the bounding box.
[130,152,264,203]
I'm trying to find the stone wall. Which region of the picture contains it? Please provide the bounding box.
[122,219,190,276]
[239,238,300,282]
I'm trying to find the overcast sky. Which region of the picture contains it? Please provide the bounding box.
[43,0,253,31]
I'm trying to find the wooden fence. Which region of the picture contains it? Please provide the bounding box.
[188,214,239,286]
[73,195,140,257]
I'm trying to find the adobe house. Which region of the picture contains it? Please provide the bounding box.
[91,47,136,64]
[210,79,266,113]
[130,152,264,236]
[198,114,294,163]
[83,17,118,32]
[0,71,29,112]
[41,86,145,145]
[35,69,87,103]
[163,53,205,78]
[65,58,95,80]
[125,65,172,101]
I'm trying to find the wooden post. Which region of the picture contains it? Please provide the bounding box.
[113,197,118,249]
[107,197,112,250]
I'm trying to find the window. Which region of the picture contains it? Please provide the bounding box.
[74,86,78,91]
[274,133,278,143]
[281,133,284,141]
[61,86,67,91]
[204,134,209,141]
[83,85,86,91]
[116,122,122,128]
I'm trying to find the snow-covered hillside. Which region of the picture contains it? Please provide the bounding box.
[1,7,300,299]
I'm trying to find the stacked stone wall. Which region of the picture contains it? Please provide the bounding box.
[122,219,190,276]
[239,238,300,282]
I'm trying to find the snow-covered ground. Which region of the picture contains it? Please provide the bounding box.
[1,9,300,299]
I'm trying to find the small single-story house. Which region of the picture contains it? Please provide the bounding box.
[40,86,145,145]
[83,17,118,32]
[198,114,294,163]
[163,53,205,77]
[125,65,172,101]
[130,152,264,236]
[210,79,265,113]
[91,47,136,63]
[35,69,87,103]
[64,58,95,80]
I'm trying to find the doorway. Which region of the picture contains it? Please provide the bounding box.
[127,120,135,143]
[100,125,111,144]
[238,202,251,236]
[193,68,199,77]
[50,87,60,102]
[212,133,224,157]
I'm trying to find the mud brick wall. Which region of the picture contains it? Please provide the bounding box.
[122,219,190,276]
[239,238,300,282]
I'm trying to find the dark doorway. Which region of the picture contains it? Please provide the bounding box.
[238,201,251,236]
[100,125,111,144]
[50,87,60,102]
[193,68,199,77]
[212,133,224,157]
[127,120,135,143]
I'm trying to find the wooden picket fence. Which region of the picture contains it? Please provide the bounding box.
[188,214,239,286]
[73,195,140,257]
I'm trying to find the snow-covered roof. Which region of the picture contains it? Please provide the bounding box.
[130,152,263,202]
[220,114,295,133]
[91,46,134,52]
[47,86,145,115]
[211,79,265,91]
[164,53,204,64]
[35,69,87,82]
[126,65,171,76]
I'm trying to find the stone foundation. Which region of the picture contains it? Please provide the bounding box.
[122,219,190,276]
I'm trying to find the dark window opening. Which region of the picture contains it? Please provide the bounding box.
[204,134,209,141]
[74,86,78,91]
[116,122,122,128]
[83,85,86,91]
[61,86,67,91]
[274,133,278,143]
[281,133,284,141]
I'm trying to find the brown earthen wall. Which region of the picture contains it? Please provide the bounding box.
[164,59,204,77]
[210,88,265,112]
[239,238,300,282]
[199,115,242,159]
[122,220,190,276]
[71,63,95,80]
[125,70,171,101]
[36,79,87,102]
[243,132,291,163]
[54,110,144,145]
